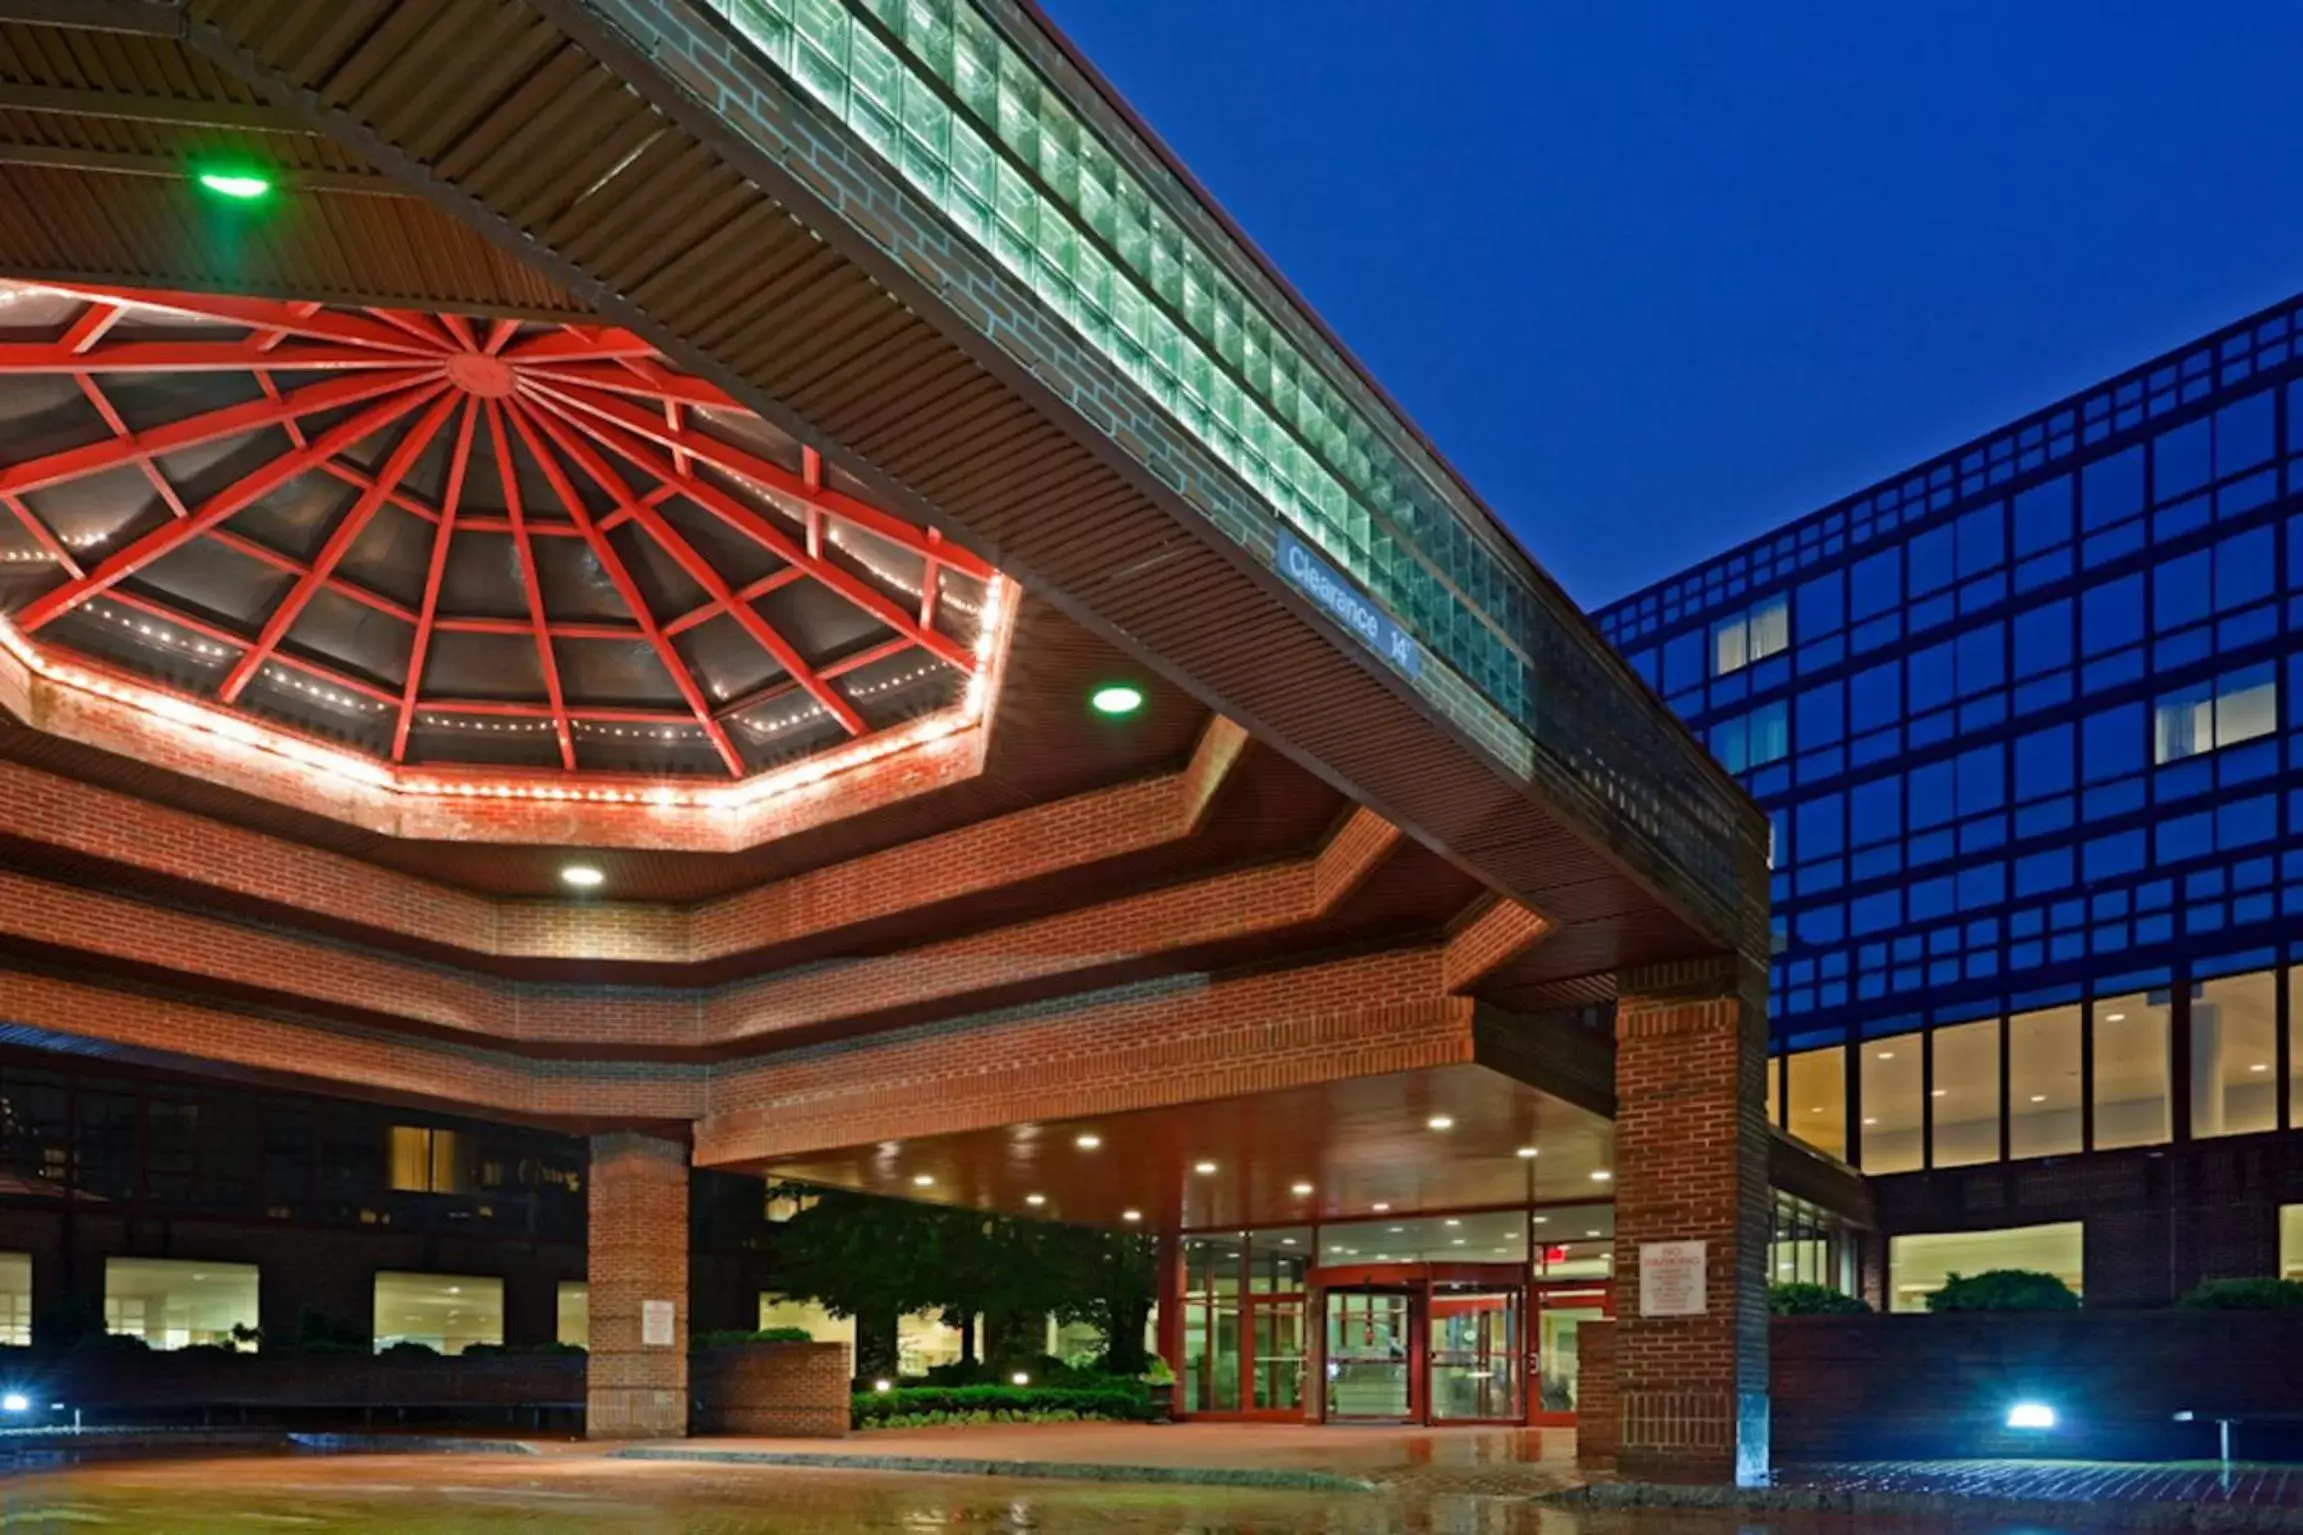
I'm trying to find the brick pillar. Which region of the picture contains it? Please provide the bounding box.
[1613,958,1770,1485]
[587,1132,689,1439]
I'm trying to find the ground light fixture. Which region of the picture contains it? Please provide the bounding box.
[1089,683,1144,717]
[1010,1371,1030,1386]
[2006,1402,2057,1430]
[1074,1133,1101,1149]
[911,1174,934,1187]
[561,864,606,889]
[1121,1208,1142,1222]
[194,168,273,201]
[873,1379,893,1393]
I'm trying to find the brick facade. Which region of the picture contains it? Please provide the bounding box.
[585,1131,689,1439]
[1574,1318,1618,1467]
[1612,960,1770,1485]
[691,1341,851,1437]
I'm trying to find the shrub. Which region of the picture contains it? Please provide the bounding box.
[851,1383,1147,1430]
[461,1340,588,1357]
[1769,1282,1870,1315]
[921,1354,1111,1389]
[1141,1354,1176,1386]
[2178,1277,2303,1311]
[378,1340,441,1359]
[693,1327,816,1350]
[1925,1269,2078,1312]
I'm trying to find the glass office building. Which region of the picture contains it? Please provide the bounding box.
[1595,293,2303,1306]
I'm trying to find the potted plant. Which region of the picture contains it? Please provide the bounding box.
[1140,1354,1177,1421]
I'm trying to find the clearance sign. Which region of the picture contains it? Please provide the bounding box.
[1275,529,1422,680]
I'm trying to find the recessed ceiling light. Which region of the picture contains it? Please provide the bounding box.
[561,864,605,889]
[1590,1170,1612,1182]
[1387,1225,1404,1233]
[1371,1202,1390,1212]
[1586,1230,1601,1238]
[2105,1013,2126,1022]
[1444,1218,1461,1227]
[1075,1133,1102,1150]
[1194,1161,1218,1175]
[1120,1208,1141,1222]
[1532,1216,1548,1225]
[1516,1146,1538,1159]
[1025,1193,1046,1206]
[1427,1115,1454,1131]
[1861,1117,1878,1126]
[1290,1181,1314,1196]
[1451,1238,1466,1246]
[1931,1088,1948,1098]
[912,1174,934,1187]
[1089,683,1144,716]
[196,169,273,201]
[1280,1238,1297,1246]
[1876,1051,1895,1060]
[2251,1063,2269,1073]
[2029,1094,2047,1103]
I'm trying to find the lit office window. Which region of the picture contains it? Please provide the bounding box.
[2092,991,2170,1150]
[1889,1222,2082,1313]
[106,1258,258,1350]
[2153,666,2276,764]
[2291,970,2303,1133]
[1858,1033,1923,1174]
[759,1294,855,1370]
[386,1125,468,1195]
[2192,971,2278,1139]
[1766,1058,1781,1126]
[1786,1046,1846,1160]
[557,1282,589,1349]
[2007,1004,2081,1159]
[1929,1018,2002,1168]
[0,1253,29,1346]
[1712,594,1790,676]
[372,1271,503,1355]
[2284,1207,2303,1280]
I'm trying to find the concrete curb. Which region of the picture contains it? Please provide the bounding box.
[1544,1481,2303,1532]
[288,1432,542,1456]
[611,1444,1377,1493]
[0,1428,543,1459]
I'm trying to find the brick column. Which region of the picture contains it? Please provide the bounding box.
[1613,958,1770,1485]
[587,1132,690,1439]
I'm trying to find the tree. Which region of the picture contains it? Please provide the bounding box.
[765,1182,1157,1373]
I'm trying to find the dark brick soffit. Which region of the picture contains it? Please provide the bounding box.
[167,0,1756,970]
[1767,1128,1877,1230]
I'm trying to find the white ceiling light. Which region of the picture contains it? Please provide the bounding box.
[561,864,605,889]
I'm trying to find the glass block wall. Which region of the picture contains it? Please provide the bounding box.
[1596,293,2303,1170]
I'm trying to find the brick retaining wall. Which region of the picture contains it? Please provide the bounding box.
[690,1342,849,1438]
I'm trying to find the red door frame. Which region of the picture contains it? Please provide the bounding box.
[1526,1280,1616,1427]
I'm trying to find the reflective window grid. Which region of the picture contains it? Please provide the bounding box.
[1597,295,2303,1172]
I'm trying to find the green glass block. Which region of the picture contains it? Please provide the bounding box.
[854,0,899,27]
[850,26,900,115]
[901,70,947,154]
[994,54,1038,164]
[720,0,795,69]
[795,0,847,59]
[951,17,997,116]
[950,119,996,205]
[905,0,952,79]
[1039,108,1079,203]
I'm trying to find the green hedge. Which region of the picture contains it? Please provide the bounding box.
[1926,1269,2079,1312]
[1768,1282,1870,1315]
[693,1327,817,1350]
[851,1383,1146,1430]
[2178,1277,2303,1310]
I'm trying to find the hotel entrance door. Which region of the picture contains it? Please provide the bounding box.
[1322,1289,1413,1421]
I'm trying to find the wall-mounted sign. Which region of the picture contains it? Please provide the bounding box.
[1638,1240,1707,1317]
[1276,530,1421,679]
[642,1298,676,1347]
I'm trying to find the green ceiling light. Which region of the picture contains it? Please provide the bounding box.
[1089,683,1144,717]
[195,168,273,201]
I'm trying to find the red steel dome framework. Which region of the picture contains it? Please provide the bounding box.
[0,281,1006,789]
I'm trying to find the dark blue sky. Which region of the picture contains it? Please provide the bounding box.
[1041,0,2303,607]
